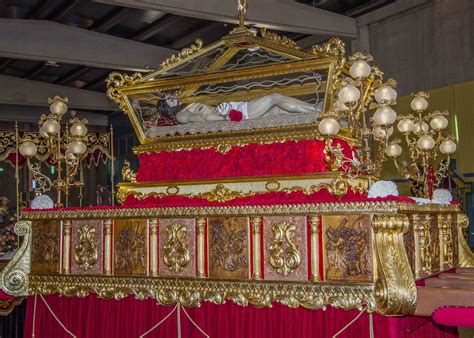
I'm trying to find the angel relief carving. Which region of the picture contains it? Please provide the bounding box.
[114,222,146,272]
[210,222,247,272]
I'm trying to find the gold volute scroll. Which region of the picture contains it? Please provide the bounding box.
[121,160,137,183]
[373,215,416,315]
[269,222,301,276]
[74,224,99,271]
[163,223,191,272]
[458,214,474,267]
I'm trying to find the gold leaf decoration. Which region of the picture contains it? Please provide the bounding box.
[163,223,190,272]
[74,224,99,270]
[196,184,254,202]
[269,222,301,276]
[121,160,137,183]
[311,37,345,57]
[160,39,204,69]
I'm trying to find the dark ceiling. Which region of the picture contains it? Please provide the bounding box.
[0,0,394,95]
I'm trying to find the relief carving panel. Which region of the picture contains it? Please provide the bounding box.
[263,216,307,281]
[323,215,372,283]
[113,219,147,276]
[31,220,60,274]
[430,216,440,273]
[404,221,416,277]
[208,217,248,279]
[71,220,102,275]
[159,218,195,277]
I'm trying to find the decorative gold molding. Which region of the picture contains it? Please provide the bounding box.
[196,184,254,203]
[311,38,345,57]
[373,215,416,315]
[260,28,299,50]
[28,274,375,310]
[457,214,474,267]
[0,221,32,296]
[21,202,459,220]
[105,72,142,112]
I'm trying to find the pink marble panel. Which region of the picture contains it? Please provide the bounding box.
[263,216,308,281]
[158,218,196,277]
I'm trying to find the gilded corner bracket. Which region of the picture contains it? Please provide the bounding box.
[457,214,474,267]
[0,221,32,296]
[373,214,416,315]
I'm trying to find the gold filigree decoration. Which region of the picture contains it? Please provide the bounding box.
[28,274,375,310]
[457,214,474,267]
[311,37,345,57]
[74,225,99,270]
[196,184,254,202]
[160,39,204,68]
[372,215,416,315]
[105,72,143,111]
[260,28,300,49]
[163,223,190,272]
[269,222,301,276]
[121,160,137,183]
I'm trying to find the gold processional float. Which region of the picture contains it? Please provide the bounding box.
[1,1,473,319]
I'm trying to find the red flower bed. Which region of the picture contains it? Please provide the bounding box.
[137,139,354,182]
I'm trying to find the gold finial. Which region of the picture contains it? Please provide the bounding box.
[236,0,248,27]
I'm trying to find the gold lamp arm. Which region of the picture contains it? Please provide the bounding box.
[26,158,52,195]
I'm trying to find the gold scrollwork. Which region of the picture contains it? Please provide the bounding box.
[372,215,416,315]
[163,223,191,272]
[260,28,300,50]
[311,37,345,57]
[74,225,99,270]
[121,160,137,183]
[269,222,301,276]
[196,184,254,202]
[105,72,143,111]
[457,214,474,267]
[0,221,32,297]
[160,39,204,69]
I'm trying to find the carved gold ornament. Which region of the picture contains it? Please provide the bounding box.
[105,72,142,111]
[268,222,301,276]
[260,28,299,49]
[163,223,191,272]
[457,214,474,267]
[311,37,345,57]
[74,225,99,270]
[160,39,203,69]
[196,184,254,202]
[121,160,137,183]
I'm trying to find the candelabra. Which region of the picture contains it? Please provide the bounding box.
[384,92,457,198]
[317,52,398,185]
[19,96,89,207]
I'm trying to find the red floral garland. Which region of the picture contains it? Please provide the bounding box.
[137,139,353,182]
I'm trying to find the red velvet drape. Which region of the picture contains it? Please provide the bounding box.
[23,294,458,338]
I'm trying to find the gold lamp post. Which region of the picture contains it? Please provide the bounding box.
[19,96,89,207]
[318,51,399,186]
[385,92,456,198]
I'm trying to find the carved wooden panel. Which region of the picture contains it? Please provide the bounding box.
[159,218,195,277]
[452,213,459,267]
[31,220,60,274]
[322,215,372,283]
[208,217,249,280]
[71,220,103,275]
[113,219,147,276]
[263,216,307,281]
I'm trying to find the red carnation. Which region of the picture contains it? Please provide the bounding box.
[228,109,243,122]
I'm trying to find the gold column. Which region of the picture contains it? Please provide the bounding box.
[308,215,319,282]
[149,219,158,276]
[412,214,422,279]
[444,214,453,267]
[438,214,445,270]
[196,217,206,278]
[104,219,112,275]
[251,217,262,280]
[62,220,71,274]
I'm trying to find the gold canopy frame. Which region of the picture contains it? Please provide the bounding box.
[106,26,357,153]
